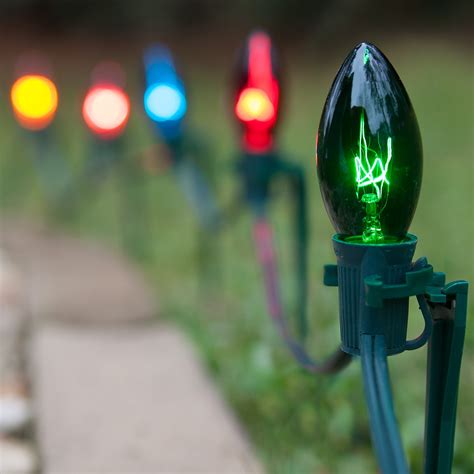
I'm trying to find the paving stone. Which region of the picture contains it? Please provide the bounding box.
[33,324,263,474]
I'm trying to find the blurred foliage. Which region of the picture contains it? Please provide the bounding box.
[0,37,473,473]
[0,0,472,38]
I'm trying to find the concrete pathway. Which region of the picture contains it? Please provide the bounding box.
[33,325,261,473]
[0,218,263,473]
[0,218,155,324]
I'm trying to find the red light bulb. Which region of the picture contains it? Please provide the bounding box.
[235,88,275,122]
[82,84,130,140]
[234,31,280,153]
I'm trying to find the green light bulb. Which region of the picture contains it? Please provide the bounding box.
[317,43,422,243]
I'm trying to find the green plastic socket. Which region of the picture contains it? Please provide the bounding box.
[331,233,419,356]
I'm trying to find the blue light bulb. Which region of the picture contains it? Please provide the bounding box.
[144,83,187,122]
[143,44,188,140]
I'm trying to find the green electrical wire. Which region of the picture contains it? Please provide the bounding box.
[361,334,409,474]
[285,162,308,341]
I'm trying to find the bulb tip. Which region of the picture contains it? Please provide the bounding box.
[354,41,378,50]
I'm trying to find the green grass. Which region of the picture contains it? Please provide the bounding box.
[1,38,472,473]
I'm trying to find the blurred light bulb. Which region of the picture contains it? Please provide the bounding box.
[316,43,422,243]
[235,88,275,122]
[233,31,280,153]
[82,85,130,139]
[144,84,187,122]
[143,44,187,141]
[10,75,58,130]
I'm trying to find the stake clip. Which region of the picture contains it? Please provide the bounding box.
[364,264,434,308]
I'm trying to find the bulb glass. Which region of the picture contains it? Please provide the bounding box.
[316,43,422,242]
[11,75,58,130]
[83,85,130,139]
[235,88,275,122]
[144,84,187,122]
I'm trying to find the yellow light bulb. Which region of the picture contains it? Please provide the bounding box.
[11,75,58,130]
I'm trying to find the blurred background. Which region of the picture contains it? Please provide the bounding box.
[0,1,472,473]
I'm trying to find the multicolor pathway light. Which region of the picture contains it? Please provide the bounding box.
[78,63,148,260]
[9,59,71,216]
[142,44,219,231]
[316,42,468,473]
[79,64,132,183]
[82,61,130,140]
[144,45,187,141]
[233,31,351,372]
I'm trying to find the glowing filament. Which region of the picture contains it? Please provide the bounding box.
[354,113,393,243]
[355,115,392,200]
